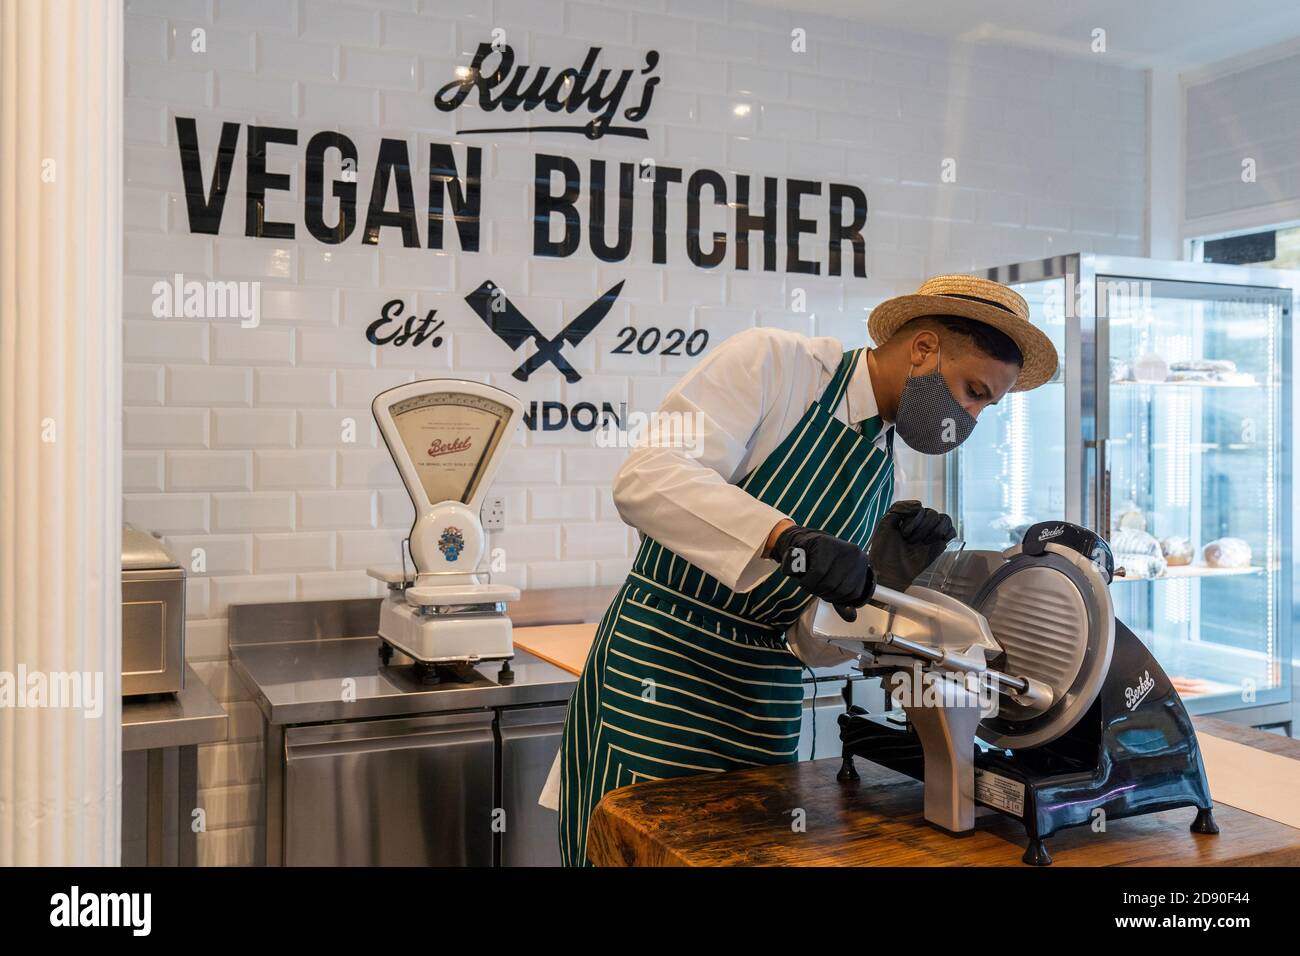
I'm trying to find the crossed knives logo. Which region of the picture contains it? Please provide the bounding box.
[465,279,625,383]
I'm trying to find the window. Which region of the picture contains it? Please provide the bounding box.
[1190,224,1300,268]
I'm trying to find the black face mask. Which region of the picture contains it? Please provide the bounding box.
[893,349,976,456]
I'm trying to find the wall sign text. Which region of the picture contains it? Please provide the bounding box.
[436,43,661,141]
[175,118,868,277]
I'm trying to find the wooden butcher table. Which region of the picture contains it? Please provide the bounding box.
[584,717,1300,867]
[510,603,1300,867]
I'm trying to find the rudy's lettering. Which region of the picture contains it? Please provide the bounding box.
[436,43,661,140]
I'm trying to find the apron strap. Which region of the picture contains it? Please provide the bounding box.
[820,348,895,459]
[860,415,894,455]
[815,348,862,416]
[861,417,895,460]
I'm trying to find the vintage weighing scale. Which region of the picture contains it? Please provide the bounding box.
[367,380,524,683]
[814,521,1219,865]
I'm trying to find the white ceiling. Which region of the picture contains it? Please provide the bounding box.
[757,0,1300,71]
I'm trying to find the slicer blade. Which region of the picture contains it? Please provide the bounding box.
[972,548,1115,750]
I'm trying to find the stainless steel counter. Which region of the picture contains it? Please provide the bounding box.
[229,595,580,726]
[122,664,228,751]
[122,664,228,866]
[231,635,576,726]
[228,597,583,865]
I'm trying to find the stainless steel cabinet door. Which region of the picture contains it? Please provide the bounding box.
[498,705,565,867]
[284,711,495,866]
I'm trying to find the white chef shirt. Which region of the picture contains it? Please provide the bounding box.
[612,327,896,666]
[541,328,891,812]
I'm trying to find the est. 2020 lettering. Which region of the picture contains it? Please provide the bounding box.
[366,299,446,348]
[367,300,712,361]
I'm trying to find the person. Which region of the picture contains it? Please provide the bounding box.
[547,274,1058,866]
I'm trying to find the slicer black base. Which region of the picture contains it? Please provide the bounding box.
[1023,838,1053,867]
[837,619,1220,866]
[836,753,860,782]
[1191,807,1220,834]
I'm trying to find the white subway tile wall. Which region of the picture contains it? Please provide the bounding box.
[123,0,1146,864]
[1184,51,1300,224]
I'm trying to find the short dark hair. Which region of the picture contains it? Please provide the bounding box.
[903,314,1024,367]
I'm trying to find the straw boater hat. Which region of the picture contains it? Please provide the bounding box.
[868,275,1058,392]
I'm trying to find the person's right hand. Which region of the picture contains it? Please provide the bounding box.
[771,525,875,622]
[867,500,956,592]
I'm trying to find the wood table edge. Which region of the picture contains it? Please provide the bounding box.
[588,793,696,867]
[585,719,1300,867]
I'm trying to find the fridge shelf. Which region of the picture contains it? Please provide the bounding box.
[1110,378,1264,389]
[1111,564,1263,583]
[1149,442,1259,451]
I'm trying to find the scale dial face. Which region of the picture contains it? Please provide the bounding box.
[387,391,513,507]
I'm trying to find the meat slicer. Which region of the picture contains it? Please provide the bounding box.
[367,379,523,683]
[814,521,1219,865]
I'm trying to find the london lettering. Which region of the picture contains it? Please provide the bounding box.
[527,401,623,432]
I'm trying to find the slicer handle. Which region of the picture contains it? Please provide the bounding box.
[867,584,930,617]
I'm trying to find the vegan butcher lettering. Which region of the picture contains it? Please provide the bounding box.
[172,118,868,277]
[436,43,661,140]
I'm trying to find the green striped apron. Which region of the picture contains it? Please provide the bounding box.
[558,347,895,866]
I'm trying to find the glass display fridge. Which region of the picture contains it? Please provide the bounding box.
[947,254,1296,724]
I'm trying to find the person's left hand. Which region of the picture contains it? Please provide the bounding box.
[867,500,956,592]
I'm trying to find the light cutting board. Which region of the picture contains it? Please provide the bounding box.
[514,622,599,676]
[1197,731,1300,830]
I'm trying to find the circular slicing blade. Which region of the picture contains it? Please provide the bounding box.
[973,552,1114,750]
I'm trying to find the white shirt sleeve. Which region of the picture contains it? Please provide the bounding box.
[611,327,812,593]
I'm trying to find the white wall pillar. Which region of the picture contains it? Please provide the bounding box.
[0,0,123,865]
[1146,65,1185,260]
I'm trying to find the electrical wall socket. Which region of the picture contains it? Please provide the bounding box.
[482,495,505,531]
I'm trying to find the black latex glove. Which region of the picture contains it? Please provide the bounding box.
[867,500,957,593]
[772,525,874,622]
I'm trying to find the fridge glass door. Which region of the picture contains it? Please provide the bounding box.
[954,276,1068,550]
[1100,275,1289,713]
